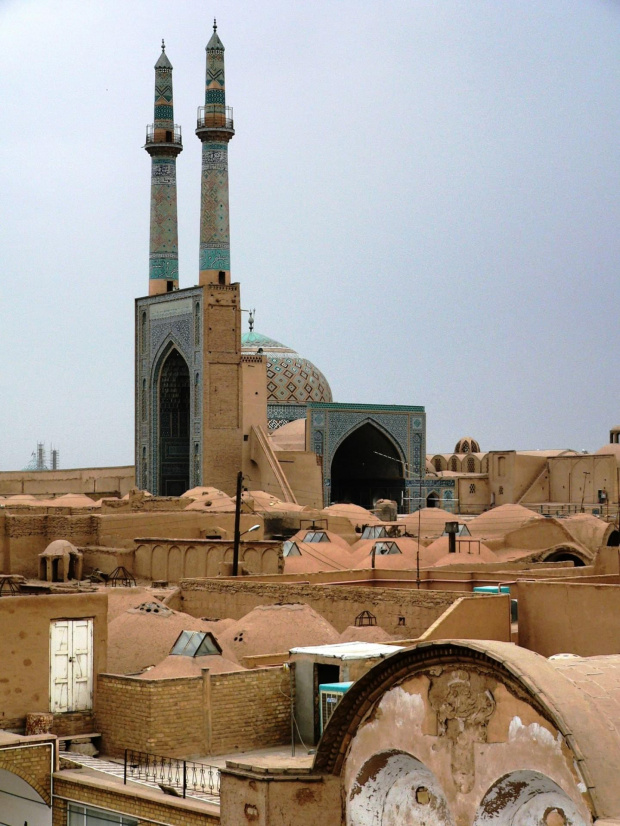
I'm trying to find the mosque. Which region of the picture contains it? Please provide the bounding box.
[135,25,426,513]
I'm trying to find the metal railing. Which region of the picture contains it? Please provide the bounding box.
[145,124,182,145]
[196,104,234,130]
[124,748,220,799]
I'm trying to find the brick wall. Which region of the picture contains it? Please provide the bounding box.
[177,579,462,636]
[97,667,291,759]
[53,775,219,826]
[97,674,205,759]
[0,740,53,805]
[210,668,291,755]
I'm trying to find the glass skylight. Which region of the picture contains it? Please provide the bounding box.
[304,531,329,543]
[283,540,302,557]
[361,526,388,539]
[170,630,221,657]
[371,541,401,556]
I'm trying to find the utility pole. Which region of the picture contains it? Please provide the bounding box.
[232,471,243,575]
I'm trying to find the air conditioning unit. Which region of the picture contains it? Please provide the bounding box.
[319,682,353,734]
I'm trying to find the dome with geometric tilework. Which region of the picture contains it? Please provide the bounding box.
[241,330,333,404]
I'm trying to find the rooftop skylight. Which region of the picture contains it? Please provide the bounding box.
[170,630,222,657]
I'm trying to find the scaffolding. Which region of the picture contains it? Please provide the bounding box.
[23,443,60,471]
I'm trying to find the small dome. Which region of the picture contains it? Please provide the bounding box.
[454,436,481,454]
[41,539,79,557]
[242,330,332,405]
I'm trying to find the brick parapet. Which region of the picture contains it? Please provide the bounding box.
[53,773,219,826]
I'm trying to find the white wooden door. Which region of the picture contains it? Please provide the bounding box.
[50,619,93,713]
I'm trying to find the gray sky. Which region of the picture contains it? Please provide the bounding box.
[2,0,619,470]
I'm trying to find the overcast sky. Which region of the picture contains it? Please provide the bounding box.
[1,0,619,470]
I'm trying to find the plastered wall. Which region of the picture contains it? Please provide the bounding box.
[0,593,107,729]
[518,580,620,656]
[177,579,465,637]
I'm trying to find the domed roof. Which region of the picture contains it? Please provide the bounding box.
[454,436,480,453]
[242,330,332,405]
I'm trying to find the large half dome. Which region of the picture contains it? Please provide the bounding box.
[242,331,332,404]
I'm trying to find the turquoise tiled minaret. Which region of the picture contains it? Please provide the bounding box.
[145,41,183,296]
[196,21,235,285]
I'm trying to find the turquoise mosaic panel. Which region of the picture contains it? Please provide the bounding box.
[200,245,230,269]
[149,255,179,280]
[154,104,173,119]
[149,156,179,279]
[199,142,230,267]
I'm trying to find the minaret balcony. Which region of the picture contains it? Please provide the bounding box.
[145,124,183,147]
[196,105,234,134]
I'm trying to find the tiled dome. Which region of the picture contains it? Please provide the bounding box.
[242,331,332,404]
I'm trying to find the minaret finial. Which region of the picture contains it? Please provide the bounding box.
[249,309,255,332]
[161,38,165,52]
[213,18,217,32]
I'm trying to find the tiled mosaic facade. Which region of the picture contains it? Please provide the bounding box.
[135,288,203,493]
[308,403,426,513]
[199,27,232,274]
[241,331,332,414]
[147,45,181,285]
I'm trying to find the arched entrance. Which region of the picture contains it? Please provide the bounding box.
[330,422,405,511]
[426,491,440,508]
[158,348,190,496]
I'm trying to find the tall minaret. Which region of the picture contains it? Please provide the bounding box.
[196,20,235,285]
[145,41,182,296]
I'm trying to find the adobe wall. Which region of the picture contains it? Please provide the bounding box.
[3,513,98,576]
[134,538,282,581]
[220,766,342,826]
[276,450,324,510]
[53,773,219,826]
[518,580,620,656]
[0,466,134,499]
[177,579,465,637]
[418,594,511,642]
[0,593,107,730]
[95,510,244,549]
[210,668,291,755]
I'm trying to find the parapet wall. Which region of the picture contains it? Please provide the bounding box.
[176,579,465,636]
[97,667,291,759]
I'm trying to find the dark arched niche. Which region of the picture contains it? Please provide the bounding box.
[158,348,190,496]
[330,422,405,511]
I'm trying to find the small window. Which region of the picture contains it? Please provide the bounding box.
[467,457,475,473]
[283,540,301,557]
[141,311,147,353]
[218,271,226,284]
[68,803,138,826]
[499,485,504,495]
[469,483,476,494]
[166,280,174,292]
[165,130,172,142]
[449,457,458,471]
